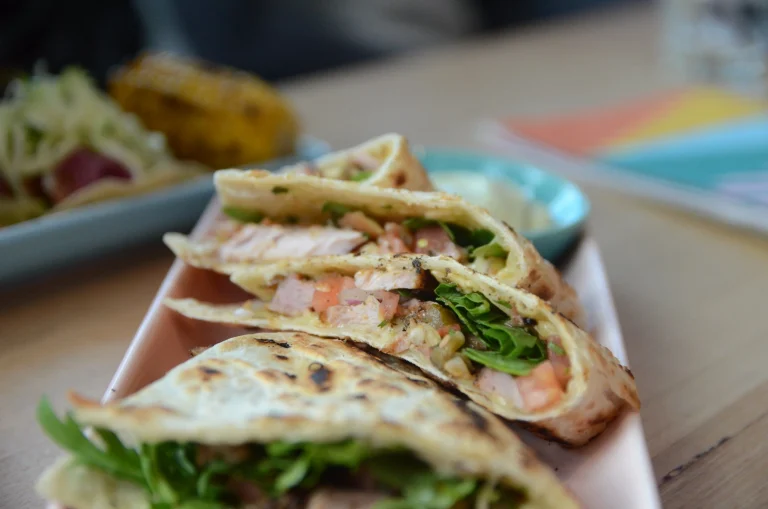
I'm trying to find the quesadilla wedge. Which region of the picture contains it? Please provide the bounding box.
[165,169,584,326]
[166,255,639,446]
[279,133,433,191]
[37,332,579,509]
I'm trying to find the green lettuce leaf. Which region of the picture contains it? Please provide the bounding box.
[38,398,505,508]
[36,397,145,486]
[321,201,354,223]
[434,283,546,376]
[350,170,373,182]
[221,206,264,223]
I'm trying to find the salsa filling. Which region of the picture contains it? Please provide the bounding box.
[38,398,525,509]
[262,269,570,413]
[218,201,508,274]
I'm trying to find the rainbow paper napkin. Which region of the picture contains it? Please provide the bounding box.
[483,87,768,233]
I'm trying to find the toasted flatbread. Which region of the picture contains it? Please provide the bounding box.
[166,255,638,445]
[38,332,578,509]
[167,169,584,326]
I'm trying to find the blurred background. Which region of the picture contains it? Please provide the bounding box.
[0,0,633,87]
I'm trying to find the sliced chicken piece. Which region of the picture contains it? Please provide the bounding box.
[376,222,412,254]
[413,225,465,260]
[219,224,367,262]
[312,275,356,313]
[339,211,384,237]
[323,295,385,327]
[307,489,387,509]
[268,275,316,316]
[354,267,426,292]
[476,368,525,408]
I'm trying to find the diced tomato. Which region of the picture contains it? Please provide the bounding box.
[516,361,565,412]
[547,336,571,389]
[311,276,355,313]
[372,290,399,320]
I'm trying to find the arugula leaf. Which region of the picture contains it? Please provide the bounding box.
[469,228,494,247]
[350,170,373,182]
[321,201,353,222]
[463,350,542,376]
[36,397,145,486]
[434,284,546,376]
[221,206,264,223]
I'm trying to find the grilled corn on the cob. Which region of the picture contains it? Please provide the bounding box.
[109,54,299,169]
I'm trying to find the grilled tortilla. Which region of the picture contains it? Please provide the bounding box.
[166,255,638,446]
[279,132,433,191]
[37,332,578,509]
[165,169,584,326]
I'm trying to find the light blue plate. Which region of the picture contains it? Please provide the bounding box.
[419,149,590,261]
[0,136,329,284]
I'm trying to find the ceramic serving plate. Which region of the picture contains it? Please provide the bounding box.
[420,150,590,262]
[1,136,329,285]
[54,196,661,509]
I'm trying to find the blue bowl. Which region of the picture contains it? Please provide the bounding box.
[419,149,590,261]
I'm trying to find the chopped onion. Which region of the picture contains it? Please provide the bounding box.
[338,288,369,306]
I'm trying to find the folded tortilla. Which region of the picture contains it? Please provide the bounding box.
[37,332,578,509]
[280,132,433,191]
[166,255,639,446]
[165,169,584,326]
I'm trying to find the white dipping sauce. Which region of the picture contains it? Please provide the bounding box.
[432,171,551,232]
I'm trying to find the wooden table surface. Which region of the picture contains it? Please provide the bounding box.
[4,3,768,507]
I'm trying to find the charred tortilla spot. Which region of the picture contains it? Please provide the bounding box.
[411,258,423,274]
[274,354,289,361]
[518,423,573,446]
[350,393,368,400]
[394,173,406,186]
[308,362,332,389]
[408,377,431,388]
[522,317,538,326]
[199,367,220,375]
[623,366,635,379]
[452,398,488,432]
[254,337,291,349]
[284,372,297,380]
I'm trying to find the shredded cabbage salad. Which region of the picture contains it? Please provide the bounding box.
[0,67,203,226]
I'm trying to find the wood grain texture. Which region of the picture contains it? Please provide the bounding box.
[3,3,767,507]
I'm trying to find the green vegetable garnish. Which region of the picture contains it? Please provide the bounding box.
[350,170,373,182]
[435,284,546,376]
[472,241,507,259]
[222,206,264,223]
[400,220,507,259]
[378,319,390,328]
[39,398,524,508]
[271,186,289,194]
[321,201,353,222]
[548,342,566,356]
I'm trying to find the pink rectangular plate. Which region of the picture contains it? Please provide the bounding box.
[88,199,660,509]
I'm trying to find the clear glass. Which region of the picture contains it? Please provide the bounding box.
[662,0,768,97]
